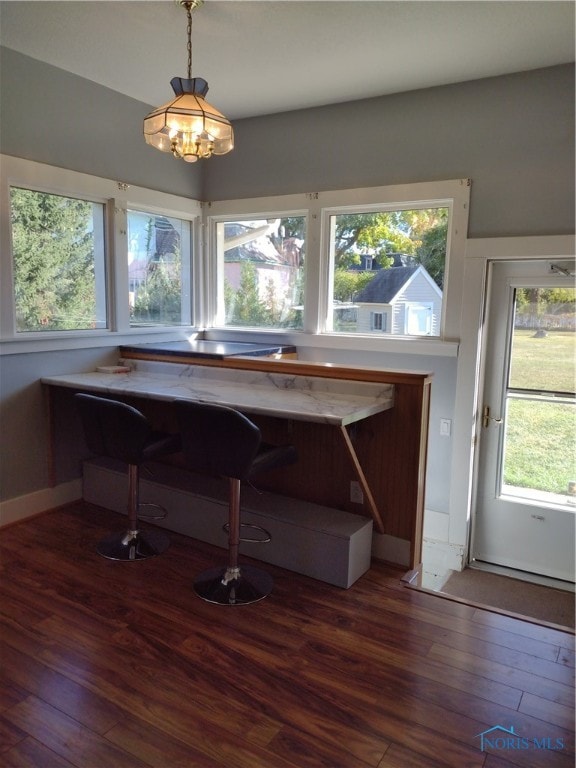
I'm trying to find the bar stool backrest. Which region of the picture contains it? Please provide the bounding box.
[75,393,153,466]
[175,401,261,481]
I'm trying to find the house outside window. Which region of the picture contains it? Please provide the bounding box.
[327,207,448,337]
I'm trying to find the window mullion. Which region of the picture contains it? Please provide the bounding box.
[0,168,16,338]
[110,198,130,333]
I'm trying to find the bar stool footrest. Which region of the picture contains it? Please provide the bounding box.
[137,502,168,521]
[222,521,272,544]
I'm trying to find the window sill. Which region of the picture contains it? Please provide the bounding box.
[0,326,459,359]
[206,328,459,358]
[299,333,459,358]
[0,327,197,356]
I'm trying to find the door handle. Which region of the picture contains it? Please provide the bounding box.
[482,406,503,428]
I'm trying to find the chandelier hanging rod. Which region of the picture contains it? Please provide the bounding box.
[180,0,203,79]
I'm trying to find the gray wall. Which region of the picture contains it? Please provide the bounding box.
[204,65,575,238]
[3,48,573,233]
[0,47,202,199]
[0,347,119,499]
[0,49,574,510]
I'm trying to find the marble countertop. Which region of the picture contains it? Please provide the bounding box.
[42,361,394,425]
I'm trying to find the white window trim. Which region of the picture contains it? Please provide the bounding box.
[206,179,470,357]
[126,206,193,329]
[0,155,202,353]
[205,207,308,329]
[370,311,385,332]
[1,157,469,358]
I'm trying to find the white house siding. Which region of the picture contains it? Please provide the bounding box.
[224,262,293,292]
[391,270,442,335]
[356,268,442,335]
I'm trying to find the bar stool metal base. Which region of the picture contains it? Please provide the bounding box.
[96,528,170,561]
[194,565,273,605]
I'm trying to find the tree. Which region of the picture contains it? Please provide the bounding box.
[131,215,183,325]
[415,211,448,289]
[333,269,376,303]
[226,262,269,326]
[132,259,182,324]
[333,213,399,269]
[11,188,98,331]
[515,288,575,317]
[333,208,448,284]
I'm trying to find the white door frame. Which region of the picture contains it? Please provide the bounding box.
[449,235,575,568]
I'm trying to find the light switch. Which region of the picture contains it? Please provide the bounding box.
[440,418,452,437]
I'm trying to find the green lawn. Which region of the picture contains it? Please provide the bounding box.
[504,329,575,495]
[510,329,575,393]
[504,398,575,495]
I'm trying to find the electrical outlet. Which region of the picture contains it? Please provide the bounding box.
[350,480,364,504]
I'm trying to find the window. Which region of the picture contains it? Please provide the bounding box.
[405,302,434,335]
[214,215,306,330]
[370,311,387,332]
[128,210,192,327]
[2,157,202,344]
[3,160,468,354]
[206,180,469,349]
[10,187,106,332]
[326,207,448,337]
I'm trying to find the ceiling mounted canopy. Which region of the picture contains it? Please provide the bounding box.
[143,0,233,163]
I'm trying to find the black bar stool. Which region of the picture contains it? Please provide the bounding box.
[75,393,181,561]
[175,400,297,605]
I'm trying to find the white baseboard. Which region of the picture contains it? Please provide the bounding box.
[0,480,82,527]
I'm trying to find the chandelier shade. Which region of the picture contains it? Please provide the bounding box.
[144,77,234,162]
[143,0,233,162]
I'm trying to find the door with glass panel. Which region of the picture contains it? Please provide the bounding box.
[473,260,576,582]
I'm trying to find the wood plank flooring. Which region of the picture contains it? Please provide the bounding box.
[1,502,574,767]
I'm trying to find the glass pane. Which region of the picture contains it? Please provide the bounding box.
[10,187,106,332]
[217,216,305,329]
[327,207,448,336]
[503,397,576,503]
[128,210,191,326]
[510,288,576,393]
[502,287,576,504]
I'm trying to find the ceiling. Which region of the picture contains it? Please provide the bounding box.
[1,1,574,120]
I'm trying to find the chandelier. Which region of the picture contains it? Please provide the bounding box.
[143,0,234,162]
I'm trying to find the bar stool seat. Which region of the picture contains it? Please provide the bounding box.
[175,400,297,605]
[75,393,181,561]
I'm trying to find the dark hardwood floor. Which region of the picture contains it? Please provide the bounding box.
[1,502,574,767]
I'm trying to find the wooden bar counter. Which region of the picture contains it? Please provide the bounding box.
[43,351,432,570]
